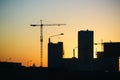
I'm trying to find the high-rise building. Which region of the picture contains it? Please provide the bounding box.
[48,42,64,68]
[78,30,94,64]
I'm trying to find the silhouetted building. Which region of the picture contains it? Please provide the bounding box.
[0,62,22,69]
[103,42,120,72]
[97,52,104,59]
[104,42,120,57]
[78,30,94,64]
[94,52,105,71]
[48,42,64,68]
[47,30,120,72]
[63,58,79,70]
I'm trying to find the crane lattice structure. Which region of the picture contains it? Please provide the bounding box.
[94,40,104,58]
[30,20,66,67]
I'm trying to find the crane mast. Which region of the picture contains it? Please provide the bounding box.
[40,20,43,67]
[30,20,66,67]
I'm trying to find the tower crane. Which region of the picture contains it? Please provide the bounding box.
[49,33,64,43]
[30,20,66,67]
[94,40,104,52]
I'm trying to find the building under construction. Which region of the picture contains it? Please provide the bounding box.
[48,42,64,68]
[48,30,120,72]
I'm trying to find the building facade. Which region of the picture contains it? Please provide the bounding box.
[48,42,64,68]
[103,42,120,72]
[78,30,94,64]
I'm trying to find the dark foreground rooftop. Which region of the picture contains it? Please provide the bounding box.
[0,66,120,80]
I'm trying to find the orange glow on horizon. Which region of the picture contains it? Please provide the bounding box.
[0,0,120,70]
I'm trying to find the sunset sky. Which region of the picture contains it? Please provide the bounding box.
[0,0,120,67]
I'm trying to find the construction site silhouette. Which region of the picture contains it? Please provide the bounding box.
[0,30,120,80]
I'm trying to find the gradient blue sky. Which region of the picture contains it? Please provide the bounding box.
[0,0,120,67]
